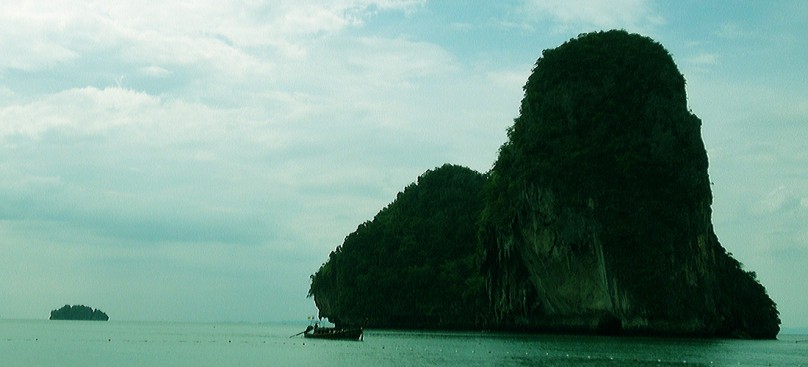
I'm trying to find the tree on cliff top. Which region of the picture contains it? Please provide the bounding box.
[309,164,488,329]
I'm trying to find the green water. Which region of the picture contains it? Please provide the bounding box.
[1,320,804,366]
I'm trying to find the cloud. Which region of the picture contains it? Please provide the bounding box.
[0,1,426,94]
[1,1,512,270]
[0,87,156,138]
[0,87,278,244]
[715,23,748,39]
[0,22,504,252]
[137,66,170,78]
[519,0,664,33]
[684,53,719,66]
[751,186,798,216]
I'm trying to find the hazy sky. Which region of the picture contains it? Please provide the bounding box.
[1,1,806,328]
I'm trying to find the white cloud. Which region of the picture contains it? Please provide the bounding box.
[0,18,503,254]
[752,186,793,215]
[487,69,529,89]
[0,5,80,70]
[1,86,291,244]
[0,87,160,138]
[0,1,425,81]
[520,0,663,33]
[138,66,171,78]
[685,53,719,66]
[715,23,747,39]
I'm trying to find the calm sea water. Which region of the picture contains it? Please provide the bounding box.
[0,320,805,366]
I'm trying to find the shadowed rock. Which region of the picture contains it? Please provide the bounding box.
[481,30,779,338]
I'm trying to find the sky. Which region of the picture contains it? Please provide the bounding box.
[1,1,806,328]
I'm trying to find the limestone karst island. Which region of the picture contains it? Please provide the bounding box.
[49,305,109,321]
[308,30,780,339]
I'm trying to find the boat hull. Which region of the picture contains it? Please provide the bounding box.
[303,327,364,341]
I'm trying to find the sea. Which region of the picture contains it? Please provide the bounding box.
[1,320,805,366]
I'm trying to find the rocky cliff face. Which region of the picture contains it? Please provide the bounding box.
[481,30,779,338]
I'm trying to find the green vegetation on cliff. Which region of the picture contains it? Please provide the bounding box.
[481,30,779,338]
[308,164,488,329]
[50,304,109,321]
[308,30,779,339]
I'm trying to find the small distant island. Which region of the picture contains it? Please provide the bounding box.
[50,305,109,321]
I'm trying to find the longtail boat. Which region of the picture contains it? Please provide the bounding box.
[302,325,364,341]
